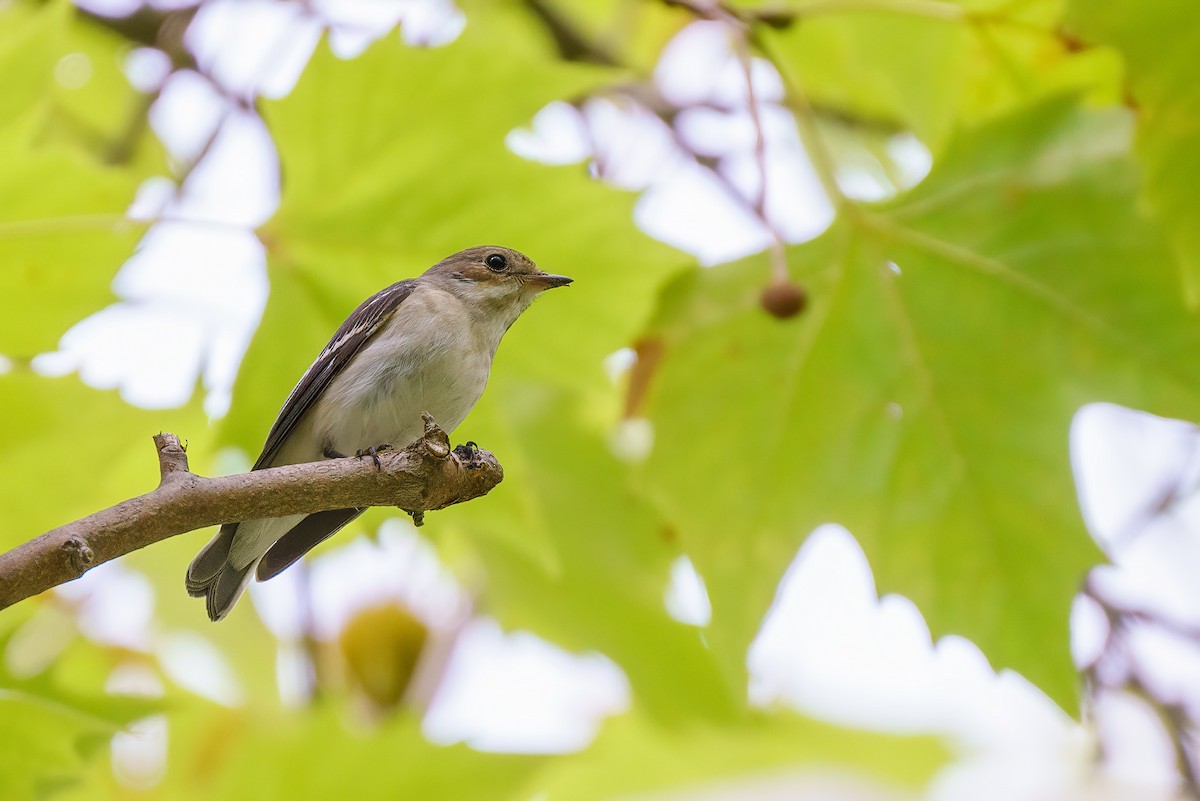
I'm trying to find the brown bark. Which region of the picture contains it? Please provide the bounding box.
[0,414,501,611]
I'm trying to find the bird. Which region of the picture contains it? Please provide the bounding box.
[186,246,572,621]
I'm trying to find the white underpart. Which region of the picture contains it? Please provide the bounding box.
[227,279,532,570]
[314,281,527,456]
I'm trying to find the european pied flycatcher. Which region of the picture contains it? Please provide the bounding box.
[186,246,571,621]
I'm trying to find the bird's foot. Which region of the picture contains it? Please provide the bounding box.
[322,446,347,459]
[355,443,393,470]
[453,440,484,470]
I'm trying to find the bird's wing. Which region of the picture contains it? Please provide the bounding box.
[222,279,416,574]
[254,279,417,469]
[256,507,365,581]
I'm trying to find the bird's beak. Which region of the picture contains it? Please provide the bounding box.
[529,272,573,290]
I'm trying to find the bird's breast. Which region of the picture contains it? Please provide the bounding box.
[312,288,495,454]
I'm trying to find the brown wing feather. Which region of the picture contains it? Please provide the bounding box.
[254,279,416,469]
[255,508,366,581]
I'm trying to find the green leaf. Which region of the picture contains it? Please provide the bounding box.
[0,2,151,356]
[153,705,542,801]
[0,691,128,801]
[0,1,61,137]
[0,373,206,551]
[765,3,970,149]
[1065,0,1200,305]
[0,372,263,691]
[440,387,740,721]
[0,154,144,356]
[637,99,1200,712]
[47,9,166,173]
[0,622,159,801]
[536,712,945,799]
[762,0,1120,152]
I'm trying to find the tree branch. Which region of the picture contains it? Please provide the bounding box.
[0,414,502,611]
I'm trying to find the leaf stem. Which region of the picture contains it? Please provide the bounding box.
[732,30,790,281]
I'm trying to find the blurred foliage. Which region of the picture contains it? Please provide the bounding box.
[0,610,160,801]
[1065,0,1200,305]
[0,1,155,356]
[639,95,1200,710]
[0,372,206,548]
[339,602,428,709]
[1,0,1197,798]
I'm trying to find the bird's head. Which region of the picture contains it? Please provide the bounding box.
[428,246,572,320]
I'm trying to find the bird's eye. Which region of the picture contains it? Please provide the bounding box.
[485,253,507,272]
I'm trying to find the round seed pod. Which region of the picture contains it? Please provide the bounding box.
[760,278,807,319]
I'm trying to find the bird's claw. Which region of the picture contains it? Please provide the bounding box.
[355,443,392,470]
[453,441,484,469]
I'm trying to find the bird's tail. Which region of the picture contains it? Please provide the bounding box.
[186,524,256,622]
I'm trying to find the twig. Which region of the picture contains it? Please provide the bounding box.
[0,414,502,611]
[1082,577,1200,798]
[521,0,619,65]
[731,30,789,282]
